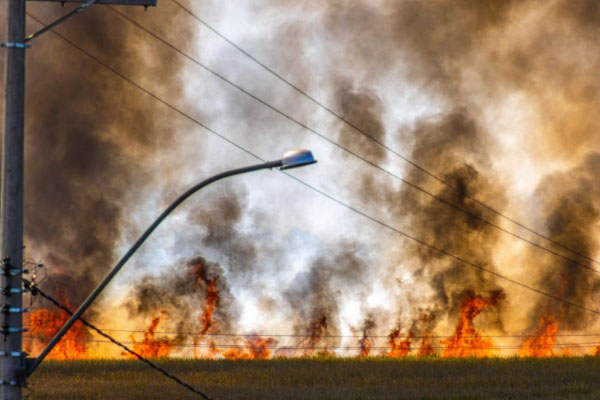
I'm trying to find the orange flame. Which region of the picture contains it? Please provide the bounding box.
[28,290,91,359]
[417,334,434,356]
[519,314,558,357]
[129,315,176,358]
[358,318,376,357]
[441,292,500,357]
[296,313,332,356]
[222,335,277,359]
[388,329,413,357]
[200,279,219,335]
[307,314,328,348]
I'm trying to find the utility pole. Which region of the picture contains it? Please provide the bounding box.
[1,2,27,400]
[1,1,155,398]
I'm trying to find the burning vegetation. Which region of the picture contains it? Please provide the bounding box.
[441,291,502,358]
[20,0,600,361]
[27,289,92,360]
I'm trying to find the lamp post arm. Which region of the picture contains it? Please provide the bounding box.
[27,159,282,375]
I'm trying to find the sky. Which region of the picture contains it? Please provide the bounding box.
[1,0,600,357]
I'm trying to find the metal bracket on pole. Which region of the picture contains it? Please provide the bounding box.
[2,306,29,314]
[1,287,29,295]
[25,0,99,43]
[0,352,27,358]
[0,42,31,49]
[0,270,28,277]
[0,259,28,338]
[0,326,27,335]
[1,257,28,277]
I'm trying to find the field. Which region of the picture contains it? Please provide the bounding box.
[25,357,600,399]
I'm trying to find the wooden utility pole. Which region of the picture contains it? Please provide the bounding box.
[1,1,156,398]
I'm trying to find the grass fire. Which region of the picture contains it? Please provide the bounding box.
[3,0,600,398]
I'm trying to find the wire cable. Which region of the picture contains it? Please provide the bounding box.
[22,325,600,339]
[24,279,212,399]
[169,0,600,268]
[104,5,600,276]
[23,335,600,352]
[24,11,600,317]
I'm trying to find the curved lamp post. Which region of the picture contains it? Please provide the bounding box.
[27,149,316,375]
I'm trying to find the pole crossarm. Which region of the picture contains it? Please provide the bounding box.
[25,0,158,43]
[25,0,99,43]
[27,0,157,5]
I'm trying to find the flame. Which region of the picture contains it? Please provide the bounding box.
[246,335,276,359]
[129,315,177,358]
[519,314,558,357]
[222,335,276,359]
[358,335,372,357]
[441,292,500,357]
[28,290,92,359]
[417,334,434,356]
[358,318,376,357]
[307,314,328,349]
[388,329,413,357]
[296,313,332,356]
[200,279,220,335]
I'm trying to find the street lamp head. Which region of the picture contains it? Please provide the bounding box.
[279,149,317,170]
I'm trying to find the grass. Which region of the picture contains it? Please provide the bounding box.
[25,356,600,399]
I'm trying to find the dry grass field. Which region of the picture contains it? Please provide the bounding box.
[25,356,600,399]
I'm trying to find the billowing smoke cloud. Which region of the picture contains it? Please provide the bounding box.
[22,4,193,308]
[283,242,371,350]
[123,188,253,336]
[121,0,599,349]
[8,0,600,356]
[528,153,600,330]
[125,255,236,339]
[398,111,506,314]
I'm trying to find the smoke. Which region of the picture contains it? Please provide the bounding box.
[399,111,506,312]
[22,4,193,308]
[528,153,600,330]
[114,0,599,350]
[2,0,598,356]
[125,255,236,339]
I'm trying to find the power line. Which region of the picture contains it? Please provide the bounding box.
[24,335,600,352]
[104,5,600,276]
[22,324,600,339]
[24,280,212,399]
[169,0,600,269]
[24,11,600,318]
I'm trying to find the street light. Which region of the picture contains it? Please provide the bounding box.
[26,149,316,375]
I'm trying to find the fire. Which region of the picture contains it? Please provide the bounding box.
[190,260,220,335]
[388,329,413,357]
[129,315,177,358]
[222,335,276,359]
[28,291,92,359]
[441,292,501,358]
[519,314,558,357]
[307,314,328,349]
[187,258,223,358]
[297,313,332,356]
[417,334,434,356]
[358,318,376,357]
[200,279,220,335]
